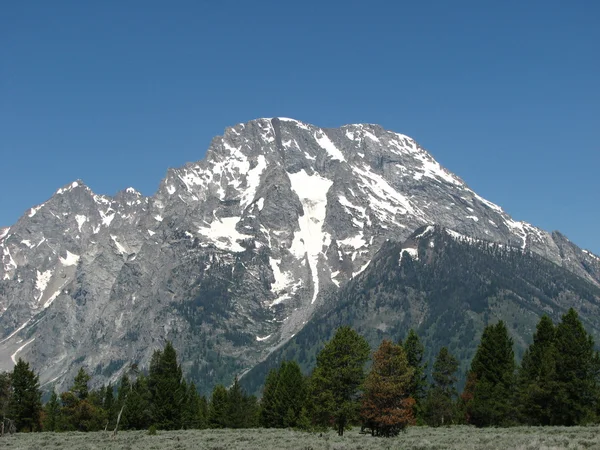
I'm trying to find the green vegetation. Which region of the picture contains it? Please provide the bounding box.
[2,427,600,449]
[1,307,600,442]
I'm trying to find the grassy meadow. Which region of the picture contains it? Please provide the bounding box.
[0,426,599,450]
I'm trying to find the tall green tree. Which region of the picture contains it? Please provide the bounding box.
[182,381,204,429]
[0,372,11,422]
[42,390,61,431]
[260,360,306,428]
[307,326,370,436]
[516,315,557,425]
[423,347,459,427]
[553,308,599,425]
[124,374,152,430]
[60,368,105,431]
[148,342,185,429]
[361,340,415,437]
[8,359,42,432]
[208,384,228,428]
[71,368,90,400]
[403,329,427,419]
[464,321,515,427]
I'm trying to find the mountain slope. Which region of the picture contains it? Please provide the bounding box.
[241,225,600,394]
[1,118,598,393]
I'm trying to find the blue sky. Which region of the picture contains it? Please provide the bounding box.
[1,1,599,254]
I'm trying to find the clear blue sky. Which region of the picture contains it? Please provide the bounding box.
[1,1,599,254]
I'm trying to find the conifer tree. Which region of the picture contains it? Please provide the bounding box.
[361,340,415,436]
[423,347,459,427]
[208,384,229,428]
[182,381,203,429]
[71,367,90,400]
[307,326,370,436]
[260,360,306,428]
[0,372,11,423]
[8,359,42,432]
[465,321,515,427]
[553,308,599,425]
[226,377,246,428]
[516,315,557,425]
[124,374,152,430]
[43,390,61,431]
[403,329,428,419]
[148,342,185,429]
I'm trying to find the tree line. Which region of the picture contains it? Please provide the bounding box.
[1,308,599,436]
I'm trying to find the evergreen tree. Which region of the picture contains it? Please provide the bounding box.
[103,383,116,428]
[0,372,11,422]
[307,326,370,436]
[8,359,42,432]
[361,340,415,437]
[516,315,557,425]
[553,308,599,425]
[60,368,105,431]
[208,384,228,428]
[403,329,427,420]
[71,367,90,400]
[182,381,203,429]
[260,360,306,428]
[42,390,61,431]
[423,347,459,427]
[148,342,185,429]
[465,321,515,427]
[115,374,131,430]
[124,374,152,430]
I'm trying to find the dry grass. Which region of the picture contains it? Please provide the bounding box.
[0,426,599,450]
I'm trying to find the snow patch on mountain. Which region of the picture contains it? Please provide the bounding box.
[198,216,250,252]
[59,251,80,266]
[75,215,87,232]
[35,270,53,300]
[288,169,333,304]
[240,155,267,209]
[269,258,294,293]
[29,205,43,217]
[314,130,345,162]
[353,164,418,222]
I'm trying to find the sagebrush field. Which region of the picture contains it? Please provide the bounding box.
[0,426,599,450]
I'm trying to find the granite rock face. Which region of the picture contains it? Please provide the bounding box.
[1,118,598,392]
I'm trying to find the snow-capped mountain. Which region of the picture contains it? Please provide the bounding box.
[1,118,598,392]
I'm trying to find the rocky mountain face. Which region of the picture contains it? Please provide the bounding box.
[242,225,600,394]
[1,118,599,393]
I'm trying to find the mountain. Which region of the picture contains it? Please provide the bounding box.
[1,118,599,393]
[241,225,600,394]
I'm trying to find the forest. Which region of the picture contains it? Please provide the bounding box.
[1,307,599,437]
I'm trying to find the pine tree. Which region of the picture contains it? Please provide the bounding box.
[465,321,515,427]
[361,340,415,437]
[260,360,306,428]
[403,329,427,420]
[423,347,459,427]
[208,384,228,428]
[71,367,90,400]
[103,383,116,428]
[307,326,370,436]
[8,359,42,432]
[60,368,105,431]
[148,342,185,429]
[516,315,557,425]
[182,381,203,429]
[0,372,11,422]
[124,374,152,430]
[553,308,598,425]
[43,390,61,431]
[226,377,246,428]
